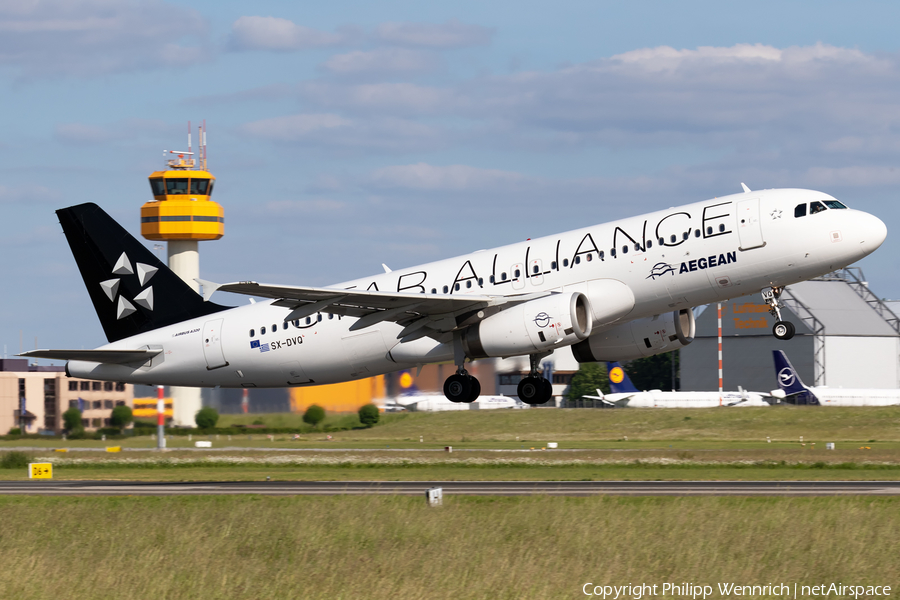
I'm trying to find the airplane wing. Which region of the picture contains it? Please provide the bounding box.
[200,280,550,341]
[20,349,161,365]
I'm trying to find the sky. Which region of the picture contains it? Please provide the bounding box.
[3,0,900,356]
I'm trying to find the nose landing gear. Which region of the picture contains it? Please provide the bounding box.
[762,286,795,340]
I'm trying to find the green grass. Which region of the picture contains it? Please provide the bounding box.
[0,495,896,599]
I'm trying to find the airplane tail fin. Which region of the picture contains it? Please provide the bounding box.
[772,350,808,394]
[607,362,639,394]
[57,203,227,343]
[772,350,819,405]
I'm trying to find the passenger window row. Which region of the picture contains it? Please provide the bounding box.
[249,313,332,338]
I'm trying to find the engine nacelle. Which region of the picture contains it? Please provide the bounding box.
[570,308,695,363]
[462,292,592,359]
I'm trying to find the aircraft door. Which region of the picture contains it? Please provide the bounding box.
[529,259,543,286]
[736,198,765,250]
[202,318,229,370]
[511,263,525,290]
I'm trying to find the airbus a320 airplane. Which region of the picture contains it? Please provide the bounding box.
[23,186,886,405]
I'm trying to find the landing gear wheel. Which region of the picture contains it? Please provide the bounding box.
[540,378,553,402]
[518,376,552,405]
[773,320,795,340]
[468,377,481,403]
[444,374,473,402]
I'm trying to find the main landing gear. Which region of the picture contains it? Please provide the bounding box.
[443,332,481,403]
[516,353,554,406]
[762,286,795,340]
[443,369,481,403]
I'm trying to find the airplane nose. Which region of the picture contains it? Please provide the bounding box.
[862,212,888,251]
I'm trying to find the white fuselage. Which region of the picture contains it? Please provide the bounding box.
[602,390,770,408]
[68,188,887,388]
[774,388,900,407]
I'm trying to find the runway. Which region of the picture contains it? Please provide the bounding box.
[1,480,899,496]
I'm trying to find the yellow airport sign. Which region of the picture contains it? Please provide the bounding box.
[28,463,52,479]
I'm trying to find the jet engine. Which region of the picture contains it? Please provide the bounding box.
[570,308,695,363]
[462,291,592,359]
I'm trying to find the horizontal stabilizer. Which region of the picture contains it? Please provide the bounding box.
[20,349,161,365]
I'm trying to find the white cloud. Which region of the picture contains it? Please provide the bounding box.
[240,114,441,152]
[323,48,439,75]
[0,0,209,77]
[301,82,453,114]
[375,19,493,48]
[229,16,349,51]
[368,163,537,191]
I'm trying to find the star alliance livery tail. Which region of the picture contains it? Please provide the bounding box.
[57,203,227,343]
[607,362,640,394]
[772,350,820,405]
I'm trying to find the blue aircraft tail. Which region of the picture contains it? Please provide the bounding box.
[772,350,819,405]
[607,362,639,394]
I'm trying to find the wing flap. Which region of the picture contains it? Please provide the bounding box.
[20,349,161,365]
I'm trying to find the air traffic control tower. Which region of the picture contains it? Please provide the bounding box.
[141,123,222,426]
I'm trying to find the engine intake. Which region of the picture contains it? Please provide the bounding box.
[570,308,695,363]
[463,292,592,359]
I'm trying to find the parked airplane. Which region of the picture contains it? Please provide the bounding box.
[390,394,527,412]
[23,187,886,405]
[771,350,900,406]
[583,362,770,407]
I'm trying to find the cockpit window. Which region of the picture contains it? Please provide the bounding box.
[794,203,807,218]
[824,200,847,209]
[810,201,826,214]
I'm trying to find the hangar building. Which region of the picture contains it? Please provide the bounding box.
[680,268,900,393]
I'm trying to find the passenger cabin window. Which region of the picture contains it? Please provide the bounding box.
[190,178,210,195]
[694,229,701,238]
[431,288,437,294]
[670,235,676,243]
[533,265,539,274]
[599,250,605,259]
[622,245,628,254]
[707,226,713,234]
[443,285,449,293]
[261,326,266,335]
[272,324,277,331]
[455,283,461,291]
[166,178,189,195]
[514,269,521,278]
[551,261,557,269]
[646,240,652,249]
[250,329,255,337]
[562,259,569,267]
[501,272,507,281]
[149,178,166,196]
[810,201,826,215]
[575,256,581,264]
[610,248,616,257]
[586,253,592,262]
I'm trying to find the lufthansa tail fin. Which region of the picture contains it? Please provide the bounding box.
[772,350,819,405]
[607,362,640,394]
[57,203,227,343]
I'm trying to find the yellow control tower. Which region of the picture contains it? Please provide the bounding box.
[141,122,221,426]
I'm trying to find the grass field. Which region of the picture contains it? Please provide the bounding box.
[2,407,899,482]
[0,495,896,599]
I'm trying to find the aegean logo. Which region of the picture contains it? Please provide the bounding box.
[533,312,551,328]
[646,262,675,280]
